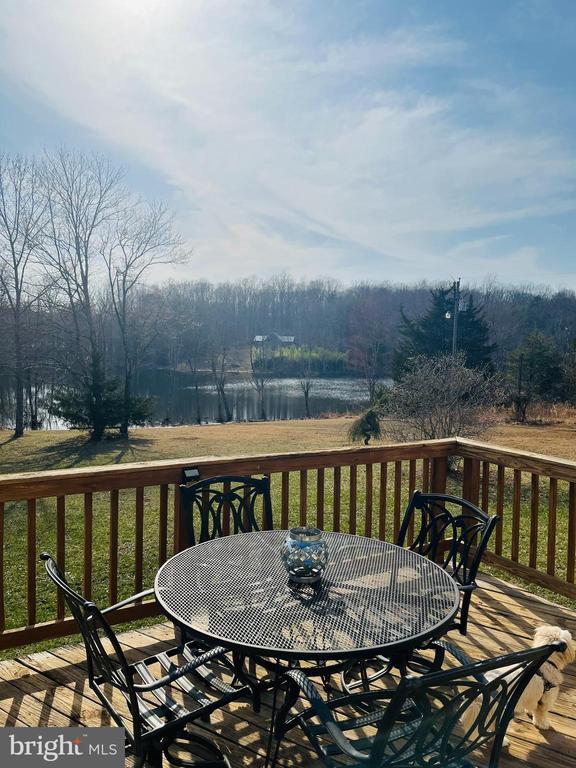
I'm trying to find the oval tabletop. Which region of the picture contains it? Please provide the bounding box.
[155,530,460,661]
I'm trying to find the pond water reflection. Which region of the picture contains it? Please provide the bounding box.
[135,369,375,424]
[0,370,385,429]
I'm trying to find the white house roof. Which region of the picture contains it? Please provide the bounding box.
[252,333,295,344]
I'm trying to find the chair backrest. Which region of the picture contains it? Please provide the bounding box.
[369,641,564,768]
[179,474,273,547]
[40,554,139,728]
[397,491,498,588]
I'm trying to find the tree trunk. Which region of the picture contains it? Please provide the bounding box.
[216,392,224,423]
[194,379,202,424]
[367,377,377,405]
[304,390,311,418]
[90,349,106,441]
[221,386,233,421]
[14,369,24,437]
[26,374,41,430]
[13,318,24,437]
[120,352,130,438]
[259,389,266,420]
[91,419,105,441]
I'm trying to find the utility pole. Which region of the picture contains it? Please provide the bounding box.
[452,278,461,355]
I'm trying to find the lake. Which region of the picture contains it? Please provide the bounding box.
[134,369,373,424]
[0,370,379,429]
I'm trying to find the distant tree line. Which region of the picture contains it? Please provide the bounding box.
[3,152,576,439]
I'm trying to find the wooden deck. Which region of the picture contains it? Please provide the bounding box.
[0,574,574,767]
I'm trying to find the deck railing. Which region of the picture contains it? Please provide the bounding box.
[0,436,575,651]
[457,438,576,602]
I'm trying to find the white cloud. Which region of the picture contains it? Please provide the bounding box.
[0,0,574,286]
[301,27,465,76]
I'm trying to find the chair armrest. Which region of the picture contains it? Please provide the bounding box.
[133,645,229,692]
[278,669,370,762]
[101,588,155,614]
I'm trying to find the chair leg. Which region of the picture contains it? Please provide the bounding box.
[268,737,282,768]
[459,594,471,636]
[143,741,163,767]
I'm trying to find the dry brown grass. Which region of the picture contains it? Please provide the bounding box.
[0,417,357,474]
[3,406,576,475]
[488,406,576,462]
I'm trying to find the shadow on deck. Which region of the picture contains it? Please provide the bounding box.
[0,574,574,767]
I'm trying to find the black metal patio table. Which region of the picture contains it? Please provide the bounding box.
[154,530,460,664]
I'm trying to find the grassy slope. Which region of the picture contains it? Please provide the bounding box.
[0,418,356,475]
[2,415,576,475]
[1,416,575,657]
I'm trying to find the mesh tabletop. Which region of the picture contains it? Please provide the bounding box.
[155,531,460,661]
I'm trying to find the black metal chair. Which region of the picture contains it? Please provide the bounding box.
[177,472,275,682]
[341,491,499,693]
[179,473,273,548]
[41,553,255,767]
[178,475,337,687]
[272,641,565,768]
[397,491,499,636]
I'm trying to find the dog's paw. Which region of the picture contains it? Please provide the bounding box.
[534,716,551,730]
[502,736,510,748]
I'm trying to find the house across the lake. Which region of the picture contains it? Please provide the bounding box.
[253,332,295,346]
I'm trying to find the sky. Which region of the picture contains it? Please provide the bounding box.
[0,0,575,288]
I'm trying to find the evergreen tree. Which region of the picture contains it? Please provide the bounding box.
[51,379,152,437]
[562,341,576,404]
[508,331,564,420]
[394,287,495,377]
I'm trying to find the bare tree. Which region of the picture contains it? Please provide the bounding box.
[181,319,205,424]
[204,297,236,422]
[348,353,501,447]
[23,294,56,429]
[166,281,212,425]
[40,150,125,440]
[249,342,272,420]
[348,290,388,403]
[210,345,233,422]
[102,201,185,436]
[377,353,501,443]
[298,347,316,418]
[0,154,47,437]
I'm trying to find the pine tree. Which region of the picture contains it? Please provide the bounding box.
[508,331,564,421]
[394,287,495,377]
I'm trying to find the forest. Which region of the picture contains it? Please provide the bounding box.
[2,151,576,438]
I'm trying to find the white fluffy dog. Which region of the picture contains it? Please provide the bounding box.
[510,625,575,730]
[461,625,575,746]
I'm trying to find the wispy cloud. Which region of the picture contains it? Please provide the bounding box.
[0,0,574,286]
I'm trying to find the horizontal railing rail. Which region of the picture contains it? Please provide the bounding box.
[1,435,575,651]
[0,440,455,502]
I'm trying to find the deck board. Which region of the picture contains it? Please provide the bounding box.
[0,574,574,767]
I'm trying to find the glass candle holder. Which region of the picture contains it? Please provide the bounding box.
[281,527,328,584]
